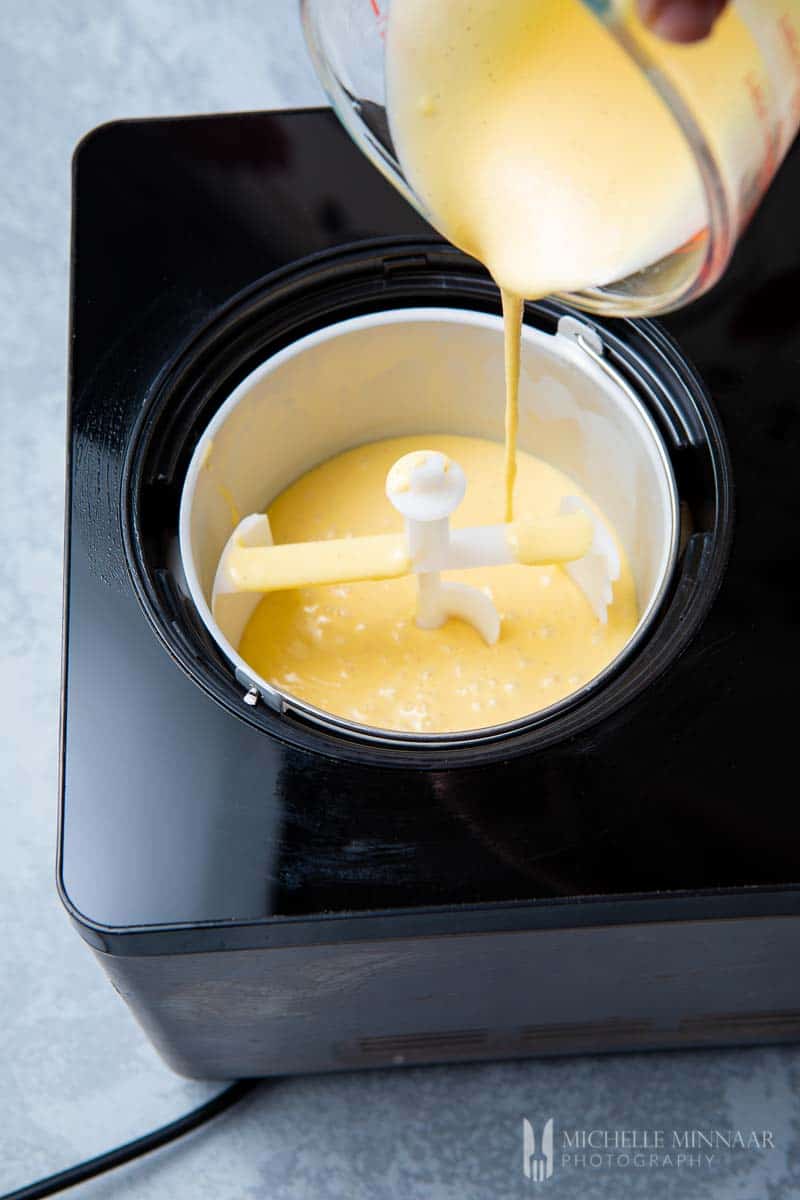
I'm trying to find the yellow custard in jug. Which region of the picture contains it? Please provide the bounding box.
[386,0,767,515]
[239,435,638,734]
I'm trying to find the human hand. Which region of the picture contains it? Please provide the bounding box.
[638,0,729,43]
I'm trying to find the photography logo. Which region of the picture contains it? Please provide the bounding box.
[523,1117,555,1184]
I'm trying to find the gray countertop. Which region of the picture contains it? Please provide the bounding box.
[1,3,799,1197]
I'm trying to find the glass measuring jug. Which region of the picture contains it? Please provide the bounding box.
[301,0,800,316]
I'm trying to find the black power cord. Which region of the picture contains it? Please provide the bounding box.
[1,1080,260,1200]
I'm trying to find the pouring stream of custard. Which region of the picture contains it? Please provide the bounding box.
[386,0,753,512]
[237,0,766,731]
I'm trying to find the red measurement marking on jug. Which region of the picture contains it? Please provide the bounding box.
[370,0,388,38]
[745,70,780,189]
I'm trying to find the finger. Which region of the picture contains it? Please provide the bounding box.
[638,0,728,43]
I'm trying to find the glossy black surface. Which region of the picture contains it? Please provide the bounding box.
[61,110,800,953]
